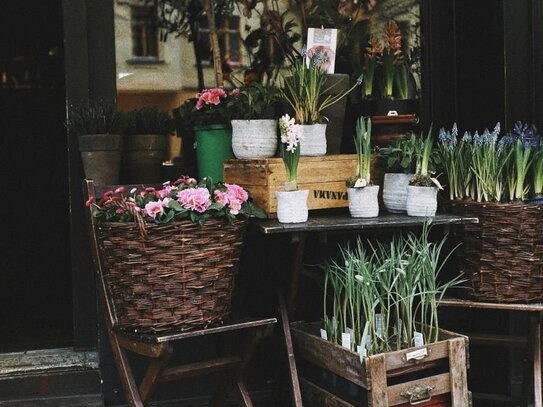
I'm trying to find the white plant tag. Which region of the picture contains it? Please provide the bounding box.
[375,314,385,338]
[341,332,351,350]
[414,331,424,347]
[320,329,328,341]
[346,327,354,342]
[405,347,428,362]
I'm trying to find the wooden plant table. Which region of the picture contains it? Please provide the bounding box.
[252,211,479,407]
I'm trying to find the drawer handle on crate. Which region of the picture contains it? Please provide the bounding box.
[401,384,434,405]
[403,347,429,362]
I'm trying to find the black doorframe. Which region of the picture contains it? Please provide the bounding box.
[62,0,117,351]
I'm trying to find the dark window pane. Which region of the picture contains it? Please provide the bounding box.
[131,6,159,58]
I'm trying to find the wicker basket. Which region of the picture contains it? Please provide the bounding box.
[96,218,247,333]
[449,201,543,303]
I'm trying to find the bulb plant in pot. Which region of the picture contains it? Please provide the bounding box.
[275,114,308,223]
[228,81,278,159]
[173,88,238,181]
[406,130,443,217]
[67,100,124,184]
[123,107,172,184]
[346,116,379,218]
[279,51,362,156]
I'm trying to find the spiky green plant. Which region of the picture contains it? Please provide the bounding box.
[347,117,372,187]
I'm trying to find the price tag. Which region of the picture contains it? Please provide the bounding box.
[414,331,424,347]
[320,329,328,340]
[341,333,351,350]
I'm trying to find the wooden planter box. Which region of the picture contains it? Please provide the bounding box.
[291,321,470,407]
[223,154,383,217]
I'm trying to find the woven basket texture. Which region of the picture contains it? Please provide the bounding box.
[97,218,247,333]
[449,201,543,303]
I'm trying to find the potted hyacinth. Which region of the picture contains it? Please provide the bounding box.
[173,88,238,182]
[406,130,443,217]
[438,121,543,303]
[279,51,362,156]
[228,82,278,159]
[275,114,308,223]
[346,116,379,217]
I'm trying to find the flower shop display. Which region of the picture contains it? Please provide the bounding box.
[346,116,379,218]
[228,82,278,159]
[406,131,442,217]
[279,51,362,156]
[173,88,238,181]
[122,107,172,183]
[67,100,124,184]
[86,176,266,333]
[275,114,308,223]
[438,121,543,302]
[291,224,469,406]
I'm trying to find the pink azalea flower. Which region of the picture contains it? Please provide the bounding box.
[230,88,240,95]
[225,183,248,203]
[196,88,226,110]
[214,190,229,207]
[144,201,165,219]
[229,199,242,215]
[177,187,211,213]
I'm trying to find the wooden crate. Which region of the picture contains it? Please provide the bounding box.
[223,154,383,217]
[291,321,470,407]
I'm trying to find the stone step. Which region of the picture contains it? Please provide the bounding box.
[0,348,102,403]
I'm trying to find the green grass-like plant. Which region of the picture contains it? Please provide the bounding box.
[347,117,372,187]
[66,100,123,136]
[123,107,172,136]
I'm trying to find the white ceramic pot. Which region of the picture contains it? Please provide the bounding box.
[231,119,278,159]
[406,185,438,217]
[347,185,380,218]
[275,190,309,223]
[300,124,327,156]
[383,173,413,213]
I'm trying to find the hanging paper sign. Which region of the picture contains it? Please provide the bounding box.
[306,28,338,73]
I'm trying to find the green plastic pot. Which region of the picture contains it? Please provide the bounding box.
[193,124,234,182]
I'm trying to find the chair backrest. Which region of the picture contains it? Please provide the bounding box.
[83,180,148,329]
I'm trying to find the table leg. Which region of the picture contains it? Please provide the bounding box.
[277,284,303,407]
[287,232,307,314]
[534,313,542,407]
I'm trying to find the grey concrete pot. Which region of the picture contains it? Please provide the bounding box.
[275,189,309,223]
[406,185,438,217]
[347,185,380,218]
[231,119,278,159]
[78,133,123,184]
[300,124,327,156]
[383,173,413,213]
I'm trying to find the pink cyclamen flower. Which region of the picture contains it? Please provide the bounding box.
[156,185,174,198]
[115,209,125,215]
[114,187,125,194]
[177,187,211,213]
[230,88,240,96]
[85,196,94,207]
[144,201,165,219]
[225,183,248,203]
[214,190,229,207]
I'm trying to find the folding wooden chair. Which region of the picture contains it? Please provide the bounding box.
[84,180,276,407]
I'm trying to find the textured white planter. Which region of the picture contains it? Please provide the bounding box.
[347,185,380,218]
[383,173,413,213]
[231,119,278,159]
[275,190,309,223]
[406,185,438,217]
[300,124,327,156]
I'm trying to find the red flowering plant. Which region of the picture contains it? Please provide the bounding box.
[174,88,240,127]
[86,176,266,231]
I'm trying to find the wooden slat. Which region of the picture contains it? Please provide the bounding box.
[367,354,388,407]
[438,298,543,312]
[465,333,527,347]
[159,356,241,382]
[236,380,253,407]
[299,377,356,407]
[291,322,367,388]
[387,372,451,406]
[449,338,469,406]
[117,335,167,358]
[383,340,449,372]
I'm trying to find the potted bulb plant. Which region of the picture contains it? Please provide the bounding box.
[275,114,308,223]
[173,88,238,182]
[228,82,278,159]
[279,51,362,156]
[67,100,124,184]
[123,107,172,184]
[346,116,379,218]
[406,130,443,216]
[378,133,418,213]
